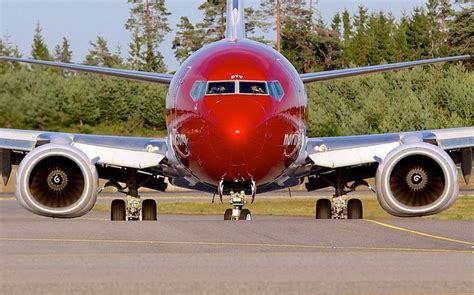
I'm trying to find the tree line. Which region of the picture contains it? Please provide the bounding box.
[0,0,472,137]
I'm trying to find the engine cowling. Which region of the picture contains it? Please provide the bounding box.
[375,142,458,217]
[16,144,98,218]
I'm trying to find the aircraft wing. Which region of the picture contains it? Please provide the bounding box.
[300,55,471,83]
[305,127,473,182]
[0,57,174,84]
[0,128,169,171]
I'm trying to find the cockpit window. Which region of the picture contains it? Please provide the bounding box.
[207,82,236,94]
[202,80,283,100]
[239,82,268,95]
[190,80,207,101]
[268,81,284,101]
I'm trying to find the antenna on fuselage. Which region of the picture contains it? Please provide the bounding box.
[225,0,246,40]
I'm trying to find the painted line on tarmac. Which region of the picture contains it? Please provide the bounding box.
[0,237,471,253]
[365,219,474,246]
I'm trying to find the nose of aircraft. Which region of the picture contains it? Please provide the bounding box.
[204,96,269,179]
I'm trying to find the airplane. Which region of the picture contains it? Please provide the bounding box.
[0,0,472,221]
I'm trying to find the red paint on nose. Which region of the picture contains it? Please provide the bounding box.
[204,96,269,180]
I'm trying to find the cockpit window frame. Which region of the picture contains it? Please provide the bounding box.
[238,81,269,95]
[190,80,207,101]
[268,80,285,101]
[206,80,237,95]
[194,80,284,101]
[204,80,271,96]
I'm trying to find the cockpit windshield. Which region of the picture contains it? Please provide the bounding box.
[199,80,283,100]
[239,82,268,95]
[207,82,236,94]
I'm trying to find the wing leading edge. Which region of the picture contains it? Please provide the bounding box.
[0,128,168,170]
[306,127,474,169]
[0,56,174,85]
[300,55,471,84]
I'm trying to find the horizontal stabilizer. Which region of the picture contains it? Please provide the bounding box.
[0,56,174,85]
[300,55,471,84]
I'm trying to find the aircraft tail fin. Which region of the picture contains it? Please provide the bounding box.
[225,0,246,40]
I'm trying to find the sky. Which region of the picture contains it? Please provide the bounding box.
[1,0,428,71]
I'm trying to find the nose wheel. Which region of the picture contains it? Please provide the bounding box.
[224,208,252,220]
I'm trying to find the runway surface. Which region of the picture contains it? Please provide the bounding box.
[0,195,473,295]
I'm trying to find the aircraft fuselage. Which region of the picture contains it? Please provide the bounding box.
[166,39,307,186]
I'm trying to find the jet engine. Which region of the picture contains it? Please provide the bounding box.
[16,144,98,218]
[375,142,458,217]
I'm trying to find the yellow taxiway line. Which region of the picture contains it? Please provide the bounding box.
[365,219,474,246]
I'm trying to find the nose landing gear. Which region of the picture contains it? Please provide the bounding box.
[224,190,252,220]
[220,180,255,221]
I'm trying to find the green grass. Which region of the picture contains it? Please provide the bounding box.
[94,196,474,220]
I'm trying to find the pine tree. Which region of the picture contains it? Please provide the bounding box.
[0,34,21,72]
[393,15,411,61]
[125,0,171,72]
[406,7,431,59]
[54,37,72,63]
[84,36,115,67]
[342,9,352,43]
[366,12,396,65]
[172,16,204,64]
[351,5,369,65]
[449,5,474,68]
[0,34,21,57]
[31,22,51,60]
[128,27,145,70]
[426,0,442,57]
[330,13,342,37]
[197,0,227,44]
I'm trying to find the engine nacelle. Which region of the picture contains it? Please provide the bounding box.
[375,142,458,217]
[16,144,98,218]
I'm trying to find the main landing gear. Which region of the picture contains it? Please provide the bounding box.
[314,168,369,220]
[315,197,363,219]
[110,192,158,221]
[108,169,158,221]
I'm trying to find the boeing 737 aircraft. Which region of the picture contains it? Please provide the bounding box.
[0,1,472,221]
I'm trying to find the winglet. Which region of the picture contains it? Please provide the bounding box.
[225,0,246,40]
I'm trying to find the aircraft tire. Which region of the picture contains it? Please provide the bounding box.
[347,199,363,219]
[224,209,232,220]
[142,199,157,221]
[111,199,126,221]
[239,209,252,220]
[316,199,331,219]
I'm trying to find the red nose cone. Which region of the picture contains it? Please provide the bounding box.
[205,96,268,179]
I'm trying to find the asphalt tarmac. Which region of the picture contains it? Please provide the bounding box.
[0,194,473,295]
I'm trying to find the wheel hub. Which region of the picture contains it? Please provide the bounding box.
[47,169,68,191]
[406,167,428,191]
